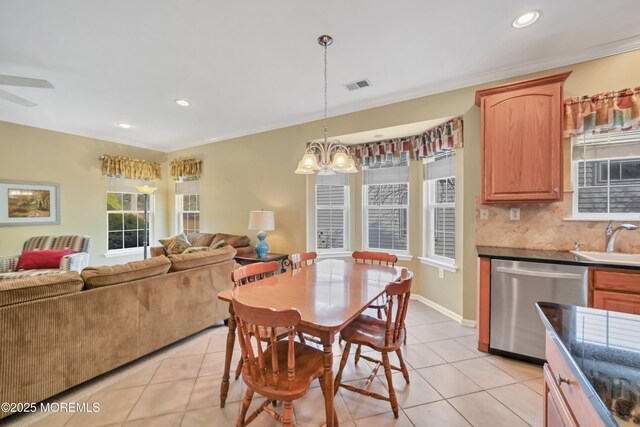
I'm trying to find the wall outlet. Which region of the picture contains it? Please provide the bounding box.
[438,268,444,279]
[479,209,489,220]
[510,207,520,221]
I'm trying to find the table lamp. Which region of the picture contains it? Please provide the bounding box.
[248,210,275,258]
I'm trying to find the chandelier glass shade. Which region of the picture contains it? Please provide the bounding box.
[295,35,357,176]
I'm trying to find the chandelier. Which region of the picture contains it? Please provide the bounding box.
[295,35,357,175]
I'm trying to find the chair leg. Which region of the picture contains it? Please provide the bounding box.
[382,352,399,418]
[235,357,244,380]
[395,348,410,384]
[403,325,407,346]
[354,345,362,365]
[282,401,294,427]
[237,387,254,427]
[377,308,383,320]
[334,342,351,395]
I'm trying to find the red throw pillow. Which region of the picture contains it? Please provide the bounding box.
[17,249,73,270]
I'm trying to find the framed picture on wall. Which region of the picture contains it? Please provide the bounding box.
[0,181,60,226]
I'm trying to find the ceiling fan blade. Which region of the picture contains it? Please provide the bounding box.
[0,88,37,107]
[0,74,53,88]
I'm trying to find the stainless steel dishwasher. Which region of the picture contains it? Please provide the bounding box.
[490,259,588,362]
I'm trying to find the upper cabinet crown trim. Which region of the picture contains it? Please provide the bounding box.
[475,71,573,106]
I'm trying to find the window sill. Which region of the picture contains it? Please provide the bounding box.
[104,248,145,258]
[418,257,458,273]
[316,251,352,260]
[563,216,640,222]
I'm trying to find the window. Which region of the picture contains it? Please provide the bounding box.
[315,173,348,252]
[175,179,200,234]
[572,130,640,219]
[107,192,153,251]
[426,151,456,263]
[363,166,409,253]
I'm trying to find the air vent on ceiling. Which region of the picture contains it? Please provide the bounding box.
[344,79,372,91]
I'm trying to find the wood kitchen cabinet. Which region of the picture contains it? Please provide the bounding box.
[590,268,640,315]
[475,71,571,203]
[544,333,603,427]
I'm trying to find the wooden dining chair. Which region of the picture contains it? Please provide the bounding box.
[232,261,289,379]
[233,297,333,426]
[232,261,280,287]
[352,251,398,319]
[334,269,413,419]
[289,251,317,269]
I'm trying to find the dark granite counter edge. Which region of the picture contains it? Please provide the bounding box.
[535,303,618,427]
[477,246,640,271]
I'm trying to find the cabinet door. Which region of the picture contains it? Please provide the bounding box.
[593,290,640,315]
[482,82,563,202]
[543,364,577,427]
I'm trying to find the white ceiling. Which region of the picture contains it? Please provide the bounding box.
[0,1,639,152]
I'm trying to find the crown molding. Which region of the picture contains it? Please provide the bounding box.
[167,35,640,153]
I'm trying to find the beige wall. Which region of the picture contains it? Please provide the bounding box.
[2,49,638,321]
[0,121,169,266]
[169,49,640,323]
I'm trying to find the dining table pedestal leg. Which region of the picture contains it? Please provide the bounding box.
[220,305,236,408]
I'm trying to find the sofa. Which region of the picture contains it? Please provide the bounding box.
[0,235,92,280]
[150,231,253,257]
[0,244,237,419]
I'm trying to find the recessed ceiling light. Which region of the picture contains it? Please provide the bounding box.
[512,10,541,28]
[117,122,132,129]
[175,99,191,107]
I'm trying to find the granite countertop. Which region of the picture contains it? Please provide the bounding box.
[537,302,640,426]
[477,246,640,270]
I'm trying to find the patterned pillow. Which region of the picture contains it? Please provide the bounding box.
[158,233,191,255]
[211,240,228,249]
[183,246,210,254]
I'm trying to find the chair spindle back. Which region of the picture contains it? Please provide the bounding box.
[232,298,300,389]
[289,251,318,269]
[383,269,412,347]
[352,251,398,267]
[232,261,279,287]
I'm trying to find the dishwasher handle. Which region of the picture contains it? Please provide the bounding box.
[495,266,584,280]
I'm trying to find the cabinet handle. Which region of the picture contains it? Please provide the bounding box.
[555,373,571,386]
[553,188,560,193]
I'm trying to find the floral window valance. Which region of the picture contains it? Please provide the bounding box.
[170,158,201,181]
[564,87,640,137]
[346,118,463,167]
[101,155,161,180]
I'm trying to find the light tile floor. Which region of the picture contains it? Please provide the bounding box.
[3,299,544,427]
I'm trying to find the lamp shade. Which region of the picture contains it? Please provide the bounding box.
[136,185,157,195]
[248,210,275,231]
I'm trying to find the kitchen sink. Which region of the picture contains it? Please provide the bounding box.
[570,250,640,266]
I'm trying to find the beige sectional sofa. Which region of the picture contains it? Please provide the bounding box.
[150,232,254,257]
[0,245,237,419]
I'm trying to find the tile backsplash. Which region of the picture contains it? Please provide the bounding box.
[476,193,640,253]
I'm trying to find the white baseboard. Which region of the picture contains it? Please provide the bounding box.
[410,294,477,328]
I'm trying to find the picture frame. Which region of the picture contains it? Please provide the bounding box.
[0,181,60,226]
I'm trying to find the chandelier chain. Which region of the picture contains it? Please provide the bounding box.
[323,41,328,144]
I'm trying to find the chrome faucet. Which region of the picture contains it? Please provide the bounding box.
[605,221,637,253]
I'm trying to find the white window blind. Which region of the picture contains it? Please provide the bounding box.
[572,131,640,216]
[364,166,409,252]
[364,166,410,185]
[316,173,348,251]
[426,151,456,261]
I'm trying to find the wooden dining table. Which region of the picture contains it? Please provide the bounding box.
[217,258,404,427]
